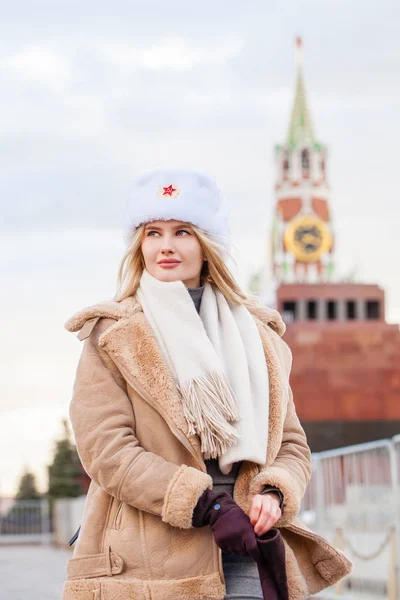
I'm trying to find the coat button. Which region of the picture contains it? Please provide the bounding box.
[213,503,221,510]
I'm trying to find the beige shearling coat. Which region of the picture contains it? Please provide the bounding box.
[61,294,352,600]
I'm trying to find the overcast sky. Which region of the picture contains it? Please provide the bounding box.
[1,0,399,496]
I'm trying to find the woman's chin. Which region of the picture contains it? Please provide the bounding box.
[153,266,184,282]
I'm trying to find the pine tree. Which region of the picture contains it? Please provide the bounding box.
[15,468,40,500]
[47,419,83,499]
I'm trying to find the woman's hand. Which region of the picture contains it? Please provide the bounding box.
[249,492,282,536]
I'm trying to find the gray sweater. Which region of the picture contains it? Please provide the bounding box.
[187,286,284,509]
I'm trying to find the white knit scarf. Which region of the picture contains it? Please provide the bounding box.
[137,269,269,474]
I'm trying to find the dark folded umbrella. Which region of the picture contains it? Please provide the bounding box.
[255,529,289,600]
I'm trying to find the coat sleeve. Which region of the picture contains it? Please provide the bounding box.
[249,384,312,527]
[69,319,213,530]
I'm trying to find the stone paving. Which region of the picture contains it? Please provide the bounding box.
[0,544,365,600]
[0,544,71,600]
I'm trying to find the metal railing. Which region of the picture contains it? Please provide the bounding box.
[0,497,52,545]
[303,436,400,599]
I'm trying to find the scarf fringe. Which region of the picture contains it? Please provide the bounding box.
[178,372,241,459]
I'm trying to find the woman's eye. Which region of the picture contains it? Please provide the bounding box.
[146,229,190,237]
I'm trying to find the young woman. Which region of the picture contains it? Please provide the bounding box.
[62,168,352,600]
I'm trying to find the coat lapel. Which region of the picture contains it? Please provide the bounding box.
[233,312,291,512]
[97,303,203,458]
[253,316,291,464]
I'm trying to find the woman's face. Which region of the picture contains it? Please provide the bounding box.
[141,220,205,288]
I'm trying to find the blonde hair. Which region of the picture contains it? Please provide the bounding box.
[114,223,254,307]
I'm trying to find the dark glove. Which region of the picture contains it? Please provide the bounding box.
[192,489,261,560]
[256,529,289,600]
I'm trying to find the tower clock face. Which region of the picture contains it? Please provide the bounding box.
[284,215,332,262]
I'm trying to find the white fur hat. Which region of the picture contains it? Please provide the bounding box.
[123,168,231,252]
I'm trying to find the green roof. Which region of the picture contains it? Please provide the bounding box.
[287,67,314,147]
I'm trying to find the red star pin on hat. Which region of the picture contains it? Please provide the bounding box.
[163,184,176,196]
[158,184,180,198]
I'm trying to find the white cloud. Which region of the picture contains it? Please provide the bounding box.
[101,36,244,72]
[1,46,71,89]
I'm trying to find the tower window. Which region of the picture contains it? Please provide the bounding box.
[346,300,356,320]
[282,301,297,322]
[327,300,337,320]
[307,300,317,320]
[283,150,290,177]
[301,149,310,173]
[366,300,380,320]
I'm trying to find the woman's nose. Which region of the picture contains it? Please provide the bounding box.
[160,236,176,253]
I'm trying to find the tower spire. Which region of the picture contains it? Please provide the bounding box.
[287,37,314,148]
[295,35,304,68]
[270,37,334,285]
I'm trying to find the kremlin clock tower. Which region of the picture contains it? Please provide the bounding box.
[272,37,334,284]
[270,39,400,452]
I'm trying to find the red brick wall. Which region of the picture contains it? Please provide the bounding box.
[283,320,400,444]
